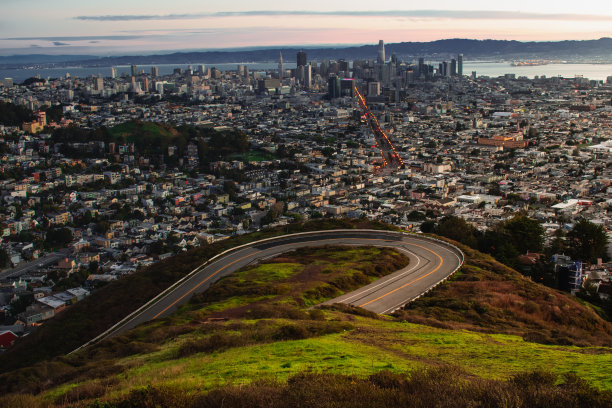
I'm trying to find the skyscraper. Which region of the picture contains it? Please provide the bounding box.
[450,59,457,76]
[151,66,159,77]
[377,40,385,64]
[304,64,312,89]
[297,50,307,67]
[94,76,103,91]
[110,67,117,79]
[131,65,138,76]
[278,52,284,79]
[340,78,355,98]
[328,76,341,99]
[458,54,464,77]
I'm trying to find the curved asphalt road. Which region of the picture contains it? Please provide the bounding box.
[83,230,462,347]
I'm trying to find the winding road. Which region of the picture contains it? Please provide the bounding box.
[74,230,463,352]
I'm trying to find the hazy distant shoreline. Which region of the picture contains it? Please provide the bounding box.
[2,61,611,83]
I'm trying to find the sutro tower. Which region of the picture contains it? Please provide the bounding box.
[377,40,385,64]
[278,52,284,79]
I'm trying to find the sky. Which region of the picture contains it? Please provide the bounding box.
[1,0,611,56]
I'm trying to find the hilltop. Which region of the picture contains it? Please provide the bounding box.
[0,225,611,407]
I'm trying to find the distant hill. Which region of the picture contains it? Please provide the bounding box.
[0,54,98,68]
[3,38,611,68]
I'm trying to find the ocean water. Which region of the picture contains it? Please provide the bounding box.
[1,61,610,83]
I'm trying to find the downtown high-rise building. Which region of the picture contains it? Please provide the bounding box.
[131,64,138,76]
[94,76,103,91]
[328,76,341,99]
[450,59,457,76]
[110,67,117,79]
[377,40,385,64]
[151,66,159,77]
[297,50,307,67]
[458,54,464,77]
[304,64,312,89]
[278,52,284,79]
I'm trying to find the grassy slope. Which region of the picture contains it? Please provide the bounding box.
[396,240,612,347]
[0,219,395,372]
[1,230,611,407]
[107,121,178,144]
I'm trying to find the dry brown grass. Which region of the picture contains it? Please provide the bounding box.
[396,239,612,347]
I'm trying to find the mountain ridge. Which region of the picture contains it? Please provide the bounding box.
[2,38,611,68]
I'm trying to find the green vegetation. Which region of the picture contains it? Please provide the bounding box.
[180,244,408,317]
[1,223,610,407]
[0,101,34,126]
[233,150,276,162]
[84,369,612,408]
[0,219,398,372]
[50,121,249,165]
[567,219,609,263]
[398,240,612,347]
[44,227,73,249]
[426,215,609,294]
[107,121,180,151]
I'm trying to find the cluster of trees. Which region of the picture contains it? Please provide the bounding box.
[423,214,611,318]
[424,215,607,266]
[49,121,250,168]
[0,102,34,126]
[423,214,608,281]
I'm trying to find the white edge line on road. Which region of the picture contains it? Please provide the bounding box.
[70,229,464,354]
[338,246,422,304]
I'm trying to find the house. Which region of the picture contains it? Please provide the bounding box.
[19,304,55,325]
[0,330,18,348]
[66,287,90,301]
[37,296,66,313]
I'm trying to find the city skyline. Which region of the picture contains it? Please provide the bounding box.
[1,0,611,56]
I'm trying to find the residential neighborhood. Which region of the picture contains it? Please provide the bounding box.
[0,55,611,346]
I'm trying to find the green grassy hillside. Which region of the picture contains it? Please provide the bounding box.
[1,228,611,407]
[0,219,396,372]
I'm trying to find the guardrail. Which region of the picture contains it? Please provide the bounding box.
[382,231,465,314]
[70,229,464,354]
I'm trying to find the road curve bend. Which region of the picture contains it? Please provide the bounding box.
[74,230,463,352]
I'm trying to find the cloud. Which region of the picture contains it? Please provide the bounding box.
[73,10,612,22]
[4,35,141,41]
[53,41,69,46]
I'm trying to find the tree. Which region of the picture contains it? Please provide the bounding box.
[261,202,284,225]
[407,210,426,221]
[547,229,567,256]
[88,261,99,274]
[567,219,609,263]
[94,220,110,234]
[503,216,545,254]
[0,248,10,268]
[45,227,73,247]
[223,180,238,201]
[577,278,600,304]
[420,220,436,233]
[437,215,477,247]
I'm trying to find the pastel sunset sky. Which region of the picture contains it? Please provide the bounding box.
[2,0,611,55]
